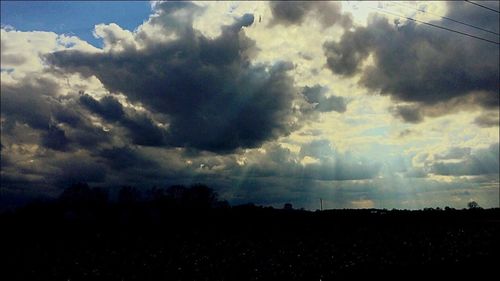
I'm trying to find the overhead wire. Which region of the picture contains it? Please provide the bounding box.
[464,0,500,14]
[389,1,500,36]
[369,5,500,45]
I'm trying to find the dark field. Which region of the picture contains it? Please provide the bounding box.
[2,202,499,281]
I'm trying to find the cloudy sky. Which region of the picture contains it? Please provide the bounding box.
[1,1,499,210]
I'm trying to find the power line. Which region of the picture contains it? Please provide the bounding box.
[371,6,500,45]
[464,0,500,14]
[389,1,500,36]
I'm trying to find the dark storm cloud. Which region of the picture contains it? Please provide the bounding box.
[52,157,107,186]
[78,94,168,146]
[302,85,347,113]
[269,1,312,25]
[52,105,83,127]
[269,1,352,28]
[323,28,371,77]
[445,1,499,34]
[435,147,471,160]
[474,112,499,127]
[68,124,111,148]
[121,114,168,146]
[0,77,115,151]
[79,94,124,122]
[98,146,159,171]
[323,2,499,119]
[1,138,109,191]
[1,77,58,130]
[398,129,413,138]
[430,143,499,176]
[41,125,70,151]
[391,105,423,123]
[47,3,303,152]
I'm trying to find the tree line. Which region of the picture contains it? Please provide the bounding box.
[57,182,230,209]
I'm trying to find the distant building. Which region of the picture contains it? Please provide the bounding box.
[284,203,293,210]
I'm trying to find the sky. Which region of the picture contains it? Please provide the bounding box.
[1,1,499,210]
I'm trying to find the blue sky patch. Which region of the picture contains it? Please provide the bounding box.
[1,1,151,47]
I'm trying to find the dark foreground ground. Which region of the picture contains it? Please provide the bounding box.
[2,204,499,281]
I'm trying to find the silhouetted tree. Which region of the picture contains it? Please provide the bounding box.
[163,185,186,207]
[59,182,108,206]
[185,184,219,208]
[467,201,481,209]
[91,187,108,205]
[166,185,187,201]
[148,186,166,201]
[214,200,230,209]
[164,184,222,208]
[118,186,141,204]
